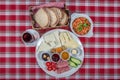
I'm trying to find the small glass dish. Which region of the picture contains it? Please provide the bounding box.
[51,53,60,62]
[70,47,82,57]
[60,51,70,61]
[38,51,51,62]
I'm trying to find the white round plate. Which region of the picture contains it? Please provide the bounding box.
[36,29,84,78]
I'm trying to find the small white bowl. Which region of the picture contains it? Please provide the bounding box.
[60,51,70,61]
[39,51,51,61]
[51,53,60,62]
[70,47,82,56]
[70,13,93,37]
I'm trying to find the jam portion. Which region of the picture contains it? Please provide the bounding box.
[61,51,69,60]
[52,54,60,62]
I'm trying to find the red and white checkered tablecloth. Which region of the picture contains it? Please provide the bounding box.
[0,0,120,79]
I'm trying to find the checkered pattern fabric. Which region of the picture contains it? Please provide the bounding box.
[0,0,120,79]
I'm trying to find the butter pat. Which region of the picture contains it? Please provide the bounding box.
[71,49,78,54]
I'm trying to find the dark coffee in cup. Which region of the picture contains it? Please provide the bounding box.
[21,29,40,46]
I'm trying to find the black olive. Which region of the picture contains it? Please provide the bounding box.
[42,53,50,61]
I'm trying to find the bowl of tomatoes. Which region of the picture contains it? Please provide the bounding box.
[70,13,93,37]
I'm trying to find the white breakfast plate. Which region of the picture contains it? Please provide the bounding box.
[36,29,84,78]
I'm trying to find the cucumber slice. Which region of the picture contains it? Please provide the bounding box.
[71,57,81,65]
[68,60,78,68]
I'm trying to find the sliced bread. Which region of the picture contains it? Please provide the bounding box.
[45,8,59,27]
[34,8,50,28]
[51,8,63,23]
[59,10,69,25]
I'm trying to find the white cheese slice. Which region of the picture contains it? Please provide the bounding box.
[59,32,66,45]
[53,31,62,47]
[59,31,79,48]
[39,41,53,52]
[66,32,73,41]
[44,33,56,43]
[63,32,71,42]
[48,41,56,48]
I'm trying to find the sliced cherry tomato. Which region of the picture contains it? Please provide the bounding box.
[47,67,53,71]
[46,62,57,71]
[46,62,51,67]
[51,62,56,66]
[51,62,57,68]
[52,67,56,71]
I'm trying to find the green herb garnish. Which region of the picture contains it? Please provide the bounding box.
[78,23,83,27]
[77,23,83,31]
[77,26,83,31]
[83,23,88,27]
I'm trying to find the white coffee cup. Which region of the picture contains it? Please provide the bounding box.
[21,29,40,47]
